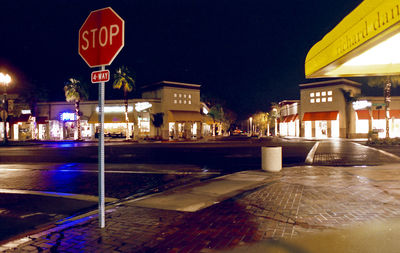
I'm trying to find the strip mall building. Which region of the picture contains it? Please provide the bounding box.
[279,0,400,139]
[0,81,215,141]
[278,78,400,139]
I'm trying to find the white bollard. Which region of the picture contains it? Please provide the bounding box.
[261,146,282,172]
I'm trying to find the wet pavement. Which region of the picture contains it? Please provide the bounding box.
[2,141,400,252]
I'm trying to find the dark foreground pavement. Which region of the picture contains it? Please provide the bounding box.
[4,162,400,252]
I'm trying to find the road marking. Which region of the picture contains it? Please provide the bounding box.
[353,142,400,161]
[305,141,320,164]
[0,189,117,202]
[20,212,45,219]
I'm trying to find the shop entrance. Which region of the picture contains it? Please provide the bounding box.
[315,120,328,138]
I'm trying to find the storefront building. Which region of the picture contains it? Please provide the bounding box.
[277,100,300,137]
[299,79,361,139]
[4,81,212,141]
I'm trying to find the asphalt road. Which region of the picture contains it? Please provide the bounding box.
[0,136,317,242]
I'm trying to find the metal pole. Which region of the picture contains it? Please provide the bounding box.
[98,66,105,228]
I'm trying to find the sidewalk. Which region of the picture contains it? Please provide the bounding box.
[3,163,400,252]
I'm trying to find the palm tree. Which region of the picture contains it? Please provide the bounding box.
[367,76,400,139]
[113,66,136,140]
[64,78,88,140]
[151,113,164,140]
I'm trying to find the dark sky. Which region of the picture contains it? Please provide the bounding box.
[0,0,363,118]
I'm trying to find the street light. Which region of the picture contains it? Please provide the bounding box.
[0,72,11,144]
[249,117,253,136]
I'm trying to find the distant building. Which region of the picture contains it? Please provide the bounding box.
[2,81,214,141]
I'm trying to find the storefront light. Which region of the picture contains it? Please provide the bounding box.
[327,32,400,76]
[135,102,152,112]
[202,107,209,115]
[96,106,134,113]
[352,100,372,110]
[21,110,31,114]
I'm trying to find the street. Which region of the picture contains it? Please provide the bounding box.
[0,136,399,243]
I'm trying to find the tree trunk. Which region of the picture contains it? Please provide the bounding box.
[75,101,81,140]
[384,82,391,139]
[124,90,130,140]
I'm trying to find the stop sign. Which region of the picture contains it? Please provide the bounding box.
[79,7,124,68]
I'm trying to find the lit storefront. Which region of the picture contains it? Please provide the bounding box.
[299,79,361,138]
[277,100,299,137]
[26,81,211,141]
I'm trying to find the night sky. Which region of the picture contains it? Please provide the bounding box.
[0,0,363,118]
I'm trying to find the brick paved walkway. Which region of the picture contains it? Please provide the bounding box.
[3,163,400,252]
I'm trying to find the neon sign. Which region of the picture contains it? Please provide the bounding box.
[61,112,76,121]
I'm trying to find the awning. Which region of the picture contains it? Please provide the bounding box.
[88,111,136,124]
[390,110,400,118]
[302,111,338,121]
[286,114,298,122]
[306,0,400,78]
[372,110,386,120]
[356,110,370,120]
[168,110,203,122]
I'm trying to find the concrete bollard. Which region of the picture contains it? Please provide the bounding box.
[261,146,282,172]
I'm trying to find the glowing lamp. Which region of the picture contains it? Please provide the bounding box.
[352,100,372,110]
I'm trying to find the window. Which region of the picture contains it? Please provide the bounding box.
[310,99,315,103]
[328,90,332,96]
[316,98,320,103]
[184,100,187,104]
[310,92,315,97]
[179,100,182,104]
[322,97,326,102]
[184,94,187,98]
[174,100,177,104]
[188,101,192,104]
[322,91,326,96]
[179,94,182,98]
[188,94,192,98]
[174,93,177,97]
[316,92,320,97]
[328,97,333,102]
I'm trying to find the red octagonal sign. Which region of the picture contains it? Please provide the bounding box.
[79,7,124,68]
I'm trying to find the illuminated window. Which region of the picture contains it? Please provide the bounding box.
[184,94,187,98]
[179,100,182,104]
[179,94,182,98]
[310,93,315,97]
[310,99,315,103]
[189,100,192,104]
[327,90,332,96]
[188,94,192,98]
[328,97,333,102]
[174,100,177,104]
[184,100,187,104]
[322,91,326,96]
[174,93,177,97]
[322,97,326,102]
[316,92,320,97]
[316,98,320,103]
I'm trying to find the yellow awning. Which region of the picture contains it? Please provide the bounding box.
[88,111,136,124]
[167,110,202,122]
[306,0,400,78]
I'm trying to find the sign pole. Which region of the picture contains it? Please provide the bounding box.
[98,65,105,228]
